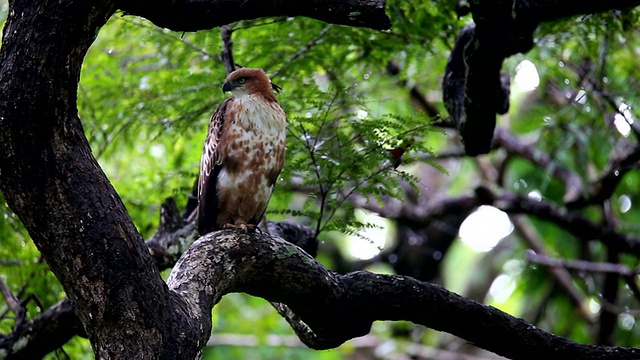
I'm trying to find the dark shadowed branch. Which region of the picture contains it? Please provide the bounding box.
[119,0,391,32]
[0,299,85,360]
[354,186,640,258]
[146,197,319,268]
[6,188,640,358]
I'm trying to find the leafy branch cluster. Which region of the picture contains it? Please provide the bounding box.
[276,86,440,238]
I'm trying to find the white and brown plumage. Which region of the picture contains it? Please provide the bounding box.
[197,68,286,234]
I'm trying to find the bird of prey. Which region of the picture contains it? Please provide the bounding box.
[197,68,286,234]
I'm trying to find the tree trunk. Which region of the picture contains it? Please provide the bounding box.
[0,1,204,358]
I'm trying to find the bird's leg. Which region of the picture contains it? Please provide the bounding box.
[223,223,257,233]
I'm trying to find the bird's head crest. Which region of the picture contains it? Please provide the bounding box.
[223,68,282,101]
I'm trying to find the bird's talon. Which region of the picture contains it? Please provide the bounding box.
[223,223,257,233]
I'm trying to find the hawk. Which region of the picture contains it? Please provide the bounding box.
[197,68,286,234]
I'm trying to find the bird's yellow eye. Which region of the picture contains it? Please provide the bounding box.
[237,78,246,84]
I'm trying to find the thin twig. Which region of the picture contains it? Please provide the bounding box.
[526,250,637,277]
[117,16,222,63]
[271,25,333,78]
[294,121,327,240]
[306,91,342,238]
[514,218,594,324]
[95,117,136,158]
[231,17,289,30]
[0,260,22,266]
[386,61,440,118]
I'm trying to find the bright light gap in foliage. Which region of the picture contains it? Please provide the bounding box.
[513,59,540,92]
[614,102,635,137]
[347,209,391,260]
[458,205,514,253]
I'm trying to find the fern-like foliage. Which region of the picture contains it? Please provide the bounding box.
[275,86,443,239]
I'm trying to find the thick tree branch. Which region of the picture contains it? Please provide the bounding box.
[0,1,186,358]
[146,197,319,267]
[146,198,199,269]
[3,190,640,358]
[167,230,640,359]
[517,1,640,22]
[444,23,516,155]
[119,0,391,32]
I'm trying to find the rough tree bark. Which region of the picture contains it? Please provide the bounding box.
[1,0,640,359]
[0,1,201,357]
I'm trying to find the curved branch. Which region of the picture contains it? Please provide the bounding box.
[146,197,319,267]
[120,0,391,32]
[4,197,640,358]
[168,230,640,359]
[526,250,637,277]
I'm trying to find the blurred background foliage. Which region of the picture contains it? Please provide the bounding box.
[1,0,640,358]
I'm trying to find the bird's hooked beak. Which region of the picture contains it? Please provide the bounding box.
[222,81,234,93]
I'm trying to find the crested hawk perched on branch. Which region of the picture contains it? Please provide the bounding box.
[197,68,286,235]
